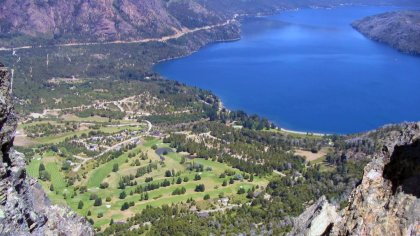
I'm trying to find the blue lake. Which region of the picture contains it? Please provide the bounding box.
[154,6,420,134]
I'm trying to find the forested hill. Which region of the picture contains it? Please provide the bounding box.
[0,0,417,47]
[352,10,420,55]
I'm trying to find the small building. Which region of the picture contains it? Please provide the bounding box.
[87,144,99,151]
[218,197,229,206]
[66,160,75,166]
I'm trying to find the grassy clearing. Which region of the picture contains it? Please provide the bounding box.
[87,153,129,188]
[45,159,67,191]
[61,114,110,123]
[294,147,331,161]
[26,155,42,178]
[310,156,335,172]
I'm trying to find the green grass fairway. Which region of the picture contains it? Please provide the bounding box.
[25,131,271,229]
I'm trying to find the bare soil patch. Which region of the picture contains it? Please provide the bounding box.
[294,148,329,161]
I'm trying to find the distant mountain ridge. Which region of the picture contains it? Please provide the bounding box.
[0,0,417,47]
[352,10,420,55]
[0,0,225,47]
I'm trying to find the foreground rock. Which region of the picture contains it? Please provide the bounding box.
[0,64,94,235]
[352,11,420,55]
[289,122,420,236]
[288,196,340,236]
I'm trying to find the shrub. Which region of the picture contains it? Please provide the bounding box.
[195,184,205,192]
[93,198,102,206]
[39,170,51,181]
[194,174,201,181]
[89,193,98,200]
[121,202,129,211]
[100,182,109,189]
[172,187,186,195]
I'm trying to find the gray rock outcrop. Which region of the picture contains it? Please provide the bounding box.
[289,122,420,236]
[0,64,94,235]
[287,196,340,236]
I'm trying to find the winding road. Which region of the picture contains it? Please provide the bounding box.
[72,155,91,172]
[0,18,237,52]
[72,120,152,172]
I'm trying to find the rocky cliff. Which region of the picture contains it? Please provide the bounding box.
[352,11,420,55]
[288,196,340,236]
[288,122,420,236]
[0,64,94,235]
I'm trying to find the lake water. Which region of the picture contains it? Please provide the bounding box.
[154,6,420,134]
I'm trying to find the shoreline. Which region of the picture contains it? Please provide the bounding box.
[217,99,333,137]
[8,5,403,137]
[152,11,337,137]
[152,4,416,137]
[151,5,377,137]
[153,37,241,66]
[279,128,331,137]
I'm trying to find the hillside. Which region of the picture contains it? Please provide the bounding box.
[0,0,226,47]
[8,49,418,233]
[352,11,420,55]
[0,0,416,47]
[1,1,420,235]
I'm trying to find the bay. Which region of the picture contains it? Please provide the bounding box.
[155,6,420,134]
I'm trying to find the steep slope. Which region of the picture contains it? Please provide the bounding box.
[0,0,417,47]
[288,122,420,236]
[0,64,93,235]
[332,123,420,235]
[352,11,420,55]
[0,0,226,47]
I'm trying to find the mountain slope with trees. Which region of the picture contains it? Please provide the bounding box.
[0,0,416,47]
[352,10,420,55]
